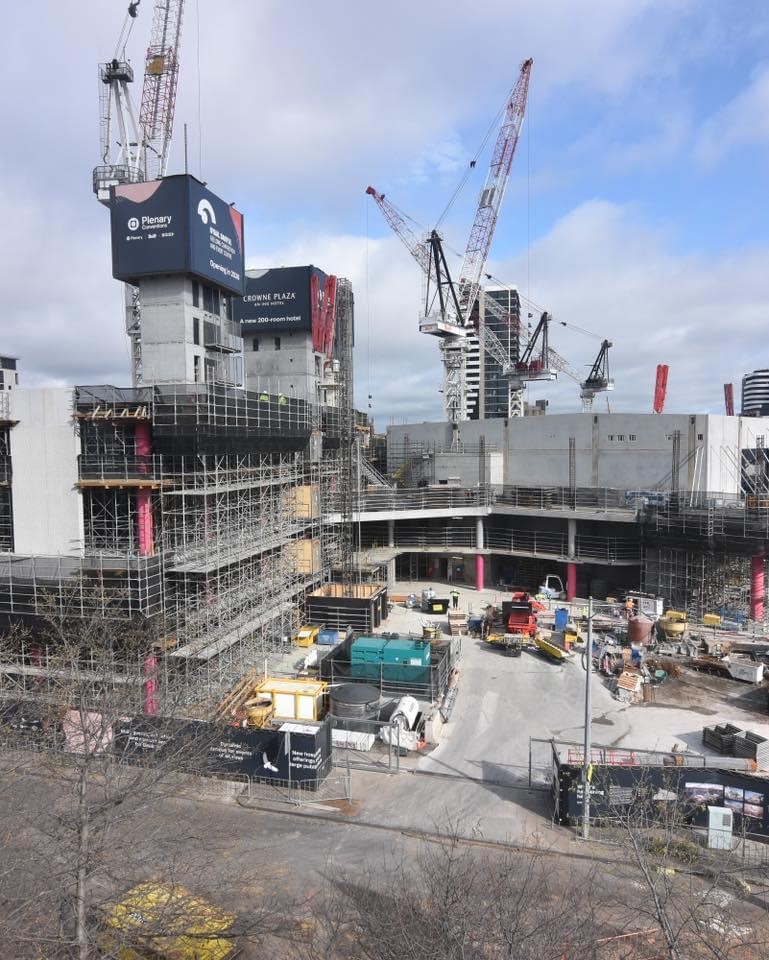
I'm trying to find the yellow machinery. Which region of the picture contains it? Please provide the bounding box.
[101,881,238,960]
[256,677,328,721]
[534,633,571,662]
[660,609,687,640]
[295,624,319,647]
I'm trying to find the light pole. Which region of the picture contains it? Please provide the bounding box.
[582,595,594,840]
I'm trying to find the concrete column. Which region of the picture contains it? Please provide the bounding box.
[566,562,577,602]
[135,421,154,557]
[751,554,765,622]
[387,519,395,548]
[387,558,396,589]
[476,554,485,592]
[567,518,576,559]
[476,516,484,549]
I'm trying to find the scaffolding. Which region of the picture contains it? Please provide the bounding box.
[642,547,764,624]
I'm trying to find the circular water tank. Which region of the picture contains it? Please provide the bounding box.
[330,683,381,719]
[628,615,654,645]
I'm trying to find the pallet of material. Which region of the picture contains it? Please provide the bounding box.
[702,723,742,754]
[733,730,769,767]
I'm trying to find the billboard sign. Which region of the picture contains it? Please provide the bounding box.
[236,265,327,334]
[110,175,245,295]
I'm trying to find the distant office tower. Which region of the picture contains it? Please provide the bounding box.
[0,357,18,392]
[742,369,769,416]
[479,286,520,419]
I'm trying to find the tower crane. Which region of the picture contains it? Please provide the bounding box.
[368,58,533,423]
[93,0,186,386]
[578,339,613,410]
[94,0,185,202]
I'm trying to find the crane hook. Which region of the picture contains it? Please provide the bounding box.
[128,1,140,17]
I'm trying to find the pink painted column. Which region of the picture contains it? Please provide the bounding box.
[566,562,577,601]
[135,422,155,557]
[143,654,159,715]
[475,554,485,592]
[751,554,765,622]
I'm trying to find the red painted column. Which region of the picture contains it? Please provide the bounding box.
[567,562,577,601]
[476,554,485,592]
[143,654,159,715]
[751,554,765,622]
[135,422,155,557]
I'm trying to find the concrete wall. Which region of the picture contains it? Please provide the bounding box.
[243,329,320,401]
[9,389,83,554]
[140,276,243,386]
[387,413,769,494]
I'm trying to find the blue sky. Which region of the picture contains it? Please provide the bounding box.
[2,1,769,425]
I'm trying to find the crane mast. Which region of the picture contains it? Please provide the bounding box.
[94,1,186,386]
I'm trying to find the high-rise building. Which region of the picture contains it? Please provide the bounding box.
[742,369,769,417]
[478,286,520,419]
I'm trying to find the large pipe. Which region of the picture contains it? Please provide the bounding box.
[751,554,765,622]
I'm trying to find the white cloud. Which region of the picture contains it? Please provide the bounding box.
[695,62,769,166]
[500,200,769,415]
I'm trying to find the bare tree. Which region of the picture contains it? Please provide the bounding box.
[0,602,297,959]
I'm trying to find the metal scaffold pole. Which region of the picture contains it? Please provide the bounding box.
[582,595,593,841]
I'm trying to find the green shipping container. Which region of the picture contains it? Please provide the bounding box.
[350,637,431,683]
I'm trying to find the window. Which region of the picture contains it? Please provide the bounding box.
[629,434,637,442]
[193,355,201,382]
[192,317,200,345]
[608,434,614,441]
[252,338,259,352]
[697,433,704,441]
[617,434,625,442]
[274,337,281,350]
[211,287,220,315]
[203,284,214,313]
[192,281,200,307]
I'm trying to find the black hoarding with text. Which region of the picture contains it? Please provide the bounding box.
[236,265,327,334]
[110,175,245,296]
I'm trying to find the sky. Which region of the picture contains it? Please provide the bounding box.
[2,1,769,427]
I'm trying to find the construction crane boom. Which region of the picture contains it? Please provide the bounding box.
[93,0,186,202]
[456,58,533,323]
[365,187,431,275]
[139,0,185,181]
[579,339,614,410]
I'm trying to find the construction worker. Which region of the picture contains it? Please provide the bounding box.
[624,596,635,620]
[450,589,460,610]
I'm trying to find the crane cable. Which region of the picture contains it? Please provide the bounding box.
[434,97,508,229]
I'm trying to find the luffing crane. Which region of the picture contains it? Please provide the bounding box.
[93,0,186,385]
[368,59,532,422]
[579,340,614,410]
[93,0,185,202]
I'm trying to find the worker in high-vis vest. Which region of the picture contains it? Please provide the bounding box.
[450,589,460,609]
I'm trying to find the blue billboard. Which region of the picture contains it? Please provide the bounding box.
[110,175,245,296]
[235,265,327,333]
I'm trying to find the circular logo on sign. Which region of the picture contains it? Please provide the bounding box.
[127,217,139,231]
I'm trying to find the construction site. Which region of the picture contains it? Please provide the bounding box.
[7,8,769,945]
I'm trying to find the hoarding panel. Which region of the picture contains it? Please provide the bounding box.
[110,176,245,295]
[111,178,188,280]
[187,178,245,295]
[236,265,326,333]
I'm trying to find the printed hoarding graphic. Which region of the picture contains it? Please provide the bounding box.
[110,175,245,295]
[236,265,327,334]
